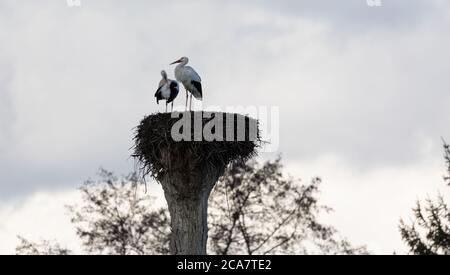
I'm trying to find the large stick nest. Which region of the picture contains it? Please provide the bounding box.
[132,112,260,181]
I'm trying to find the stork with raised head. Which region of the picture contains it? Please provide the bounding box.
[170,57,202,111]
[155,70,179,112]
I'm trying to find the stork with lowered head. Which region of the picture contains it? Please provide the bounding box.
[155,70,179,112]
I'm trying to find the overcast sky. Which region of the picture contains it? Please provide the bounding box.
[1,0,450,254]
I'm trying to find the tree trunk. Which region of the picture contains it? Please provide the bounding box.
[160,151,224,255]
[163,184,211,255]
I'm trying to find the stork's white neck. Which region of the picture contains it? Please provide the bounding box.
[161,70,168,82]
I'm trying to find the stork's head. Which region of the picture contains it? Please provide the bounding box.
[170,56,189,65]
[160,70,167,79]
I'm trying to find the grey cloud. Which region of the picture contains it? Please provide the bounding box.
[0,60,14,153]
[1,1,450,199]
[251,0,442,31]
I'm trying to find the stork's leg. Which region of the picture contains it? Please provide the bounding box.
[185,91,188,111]
[190,94,193,111]
[166,102,168,113]
[171,102,174,112]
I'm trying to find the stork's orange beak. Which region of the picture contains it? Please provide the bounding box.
[170,59,182,65]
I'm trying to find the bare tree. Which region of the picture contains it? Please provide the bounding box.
[16,237,71,255]
[209,158,367,255]
[17,159,366,255]
[67,169,171,255]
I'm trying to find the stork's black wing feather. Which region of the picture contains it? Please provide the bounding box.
[167,82,179,103]
[191,81,202,99]
[155,87,163,104]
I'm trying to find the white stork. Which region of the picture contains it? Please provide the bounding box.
[170,57,202,111]
[155,70,179,112]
